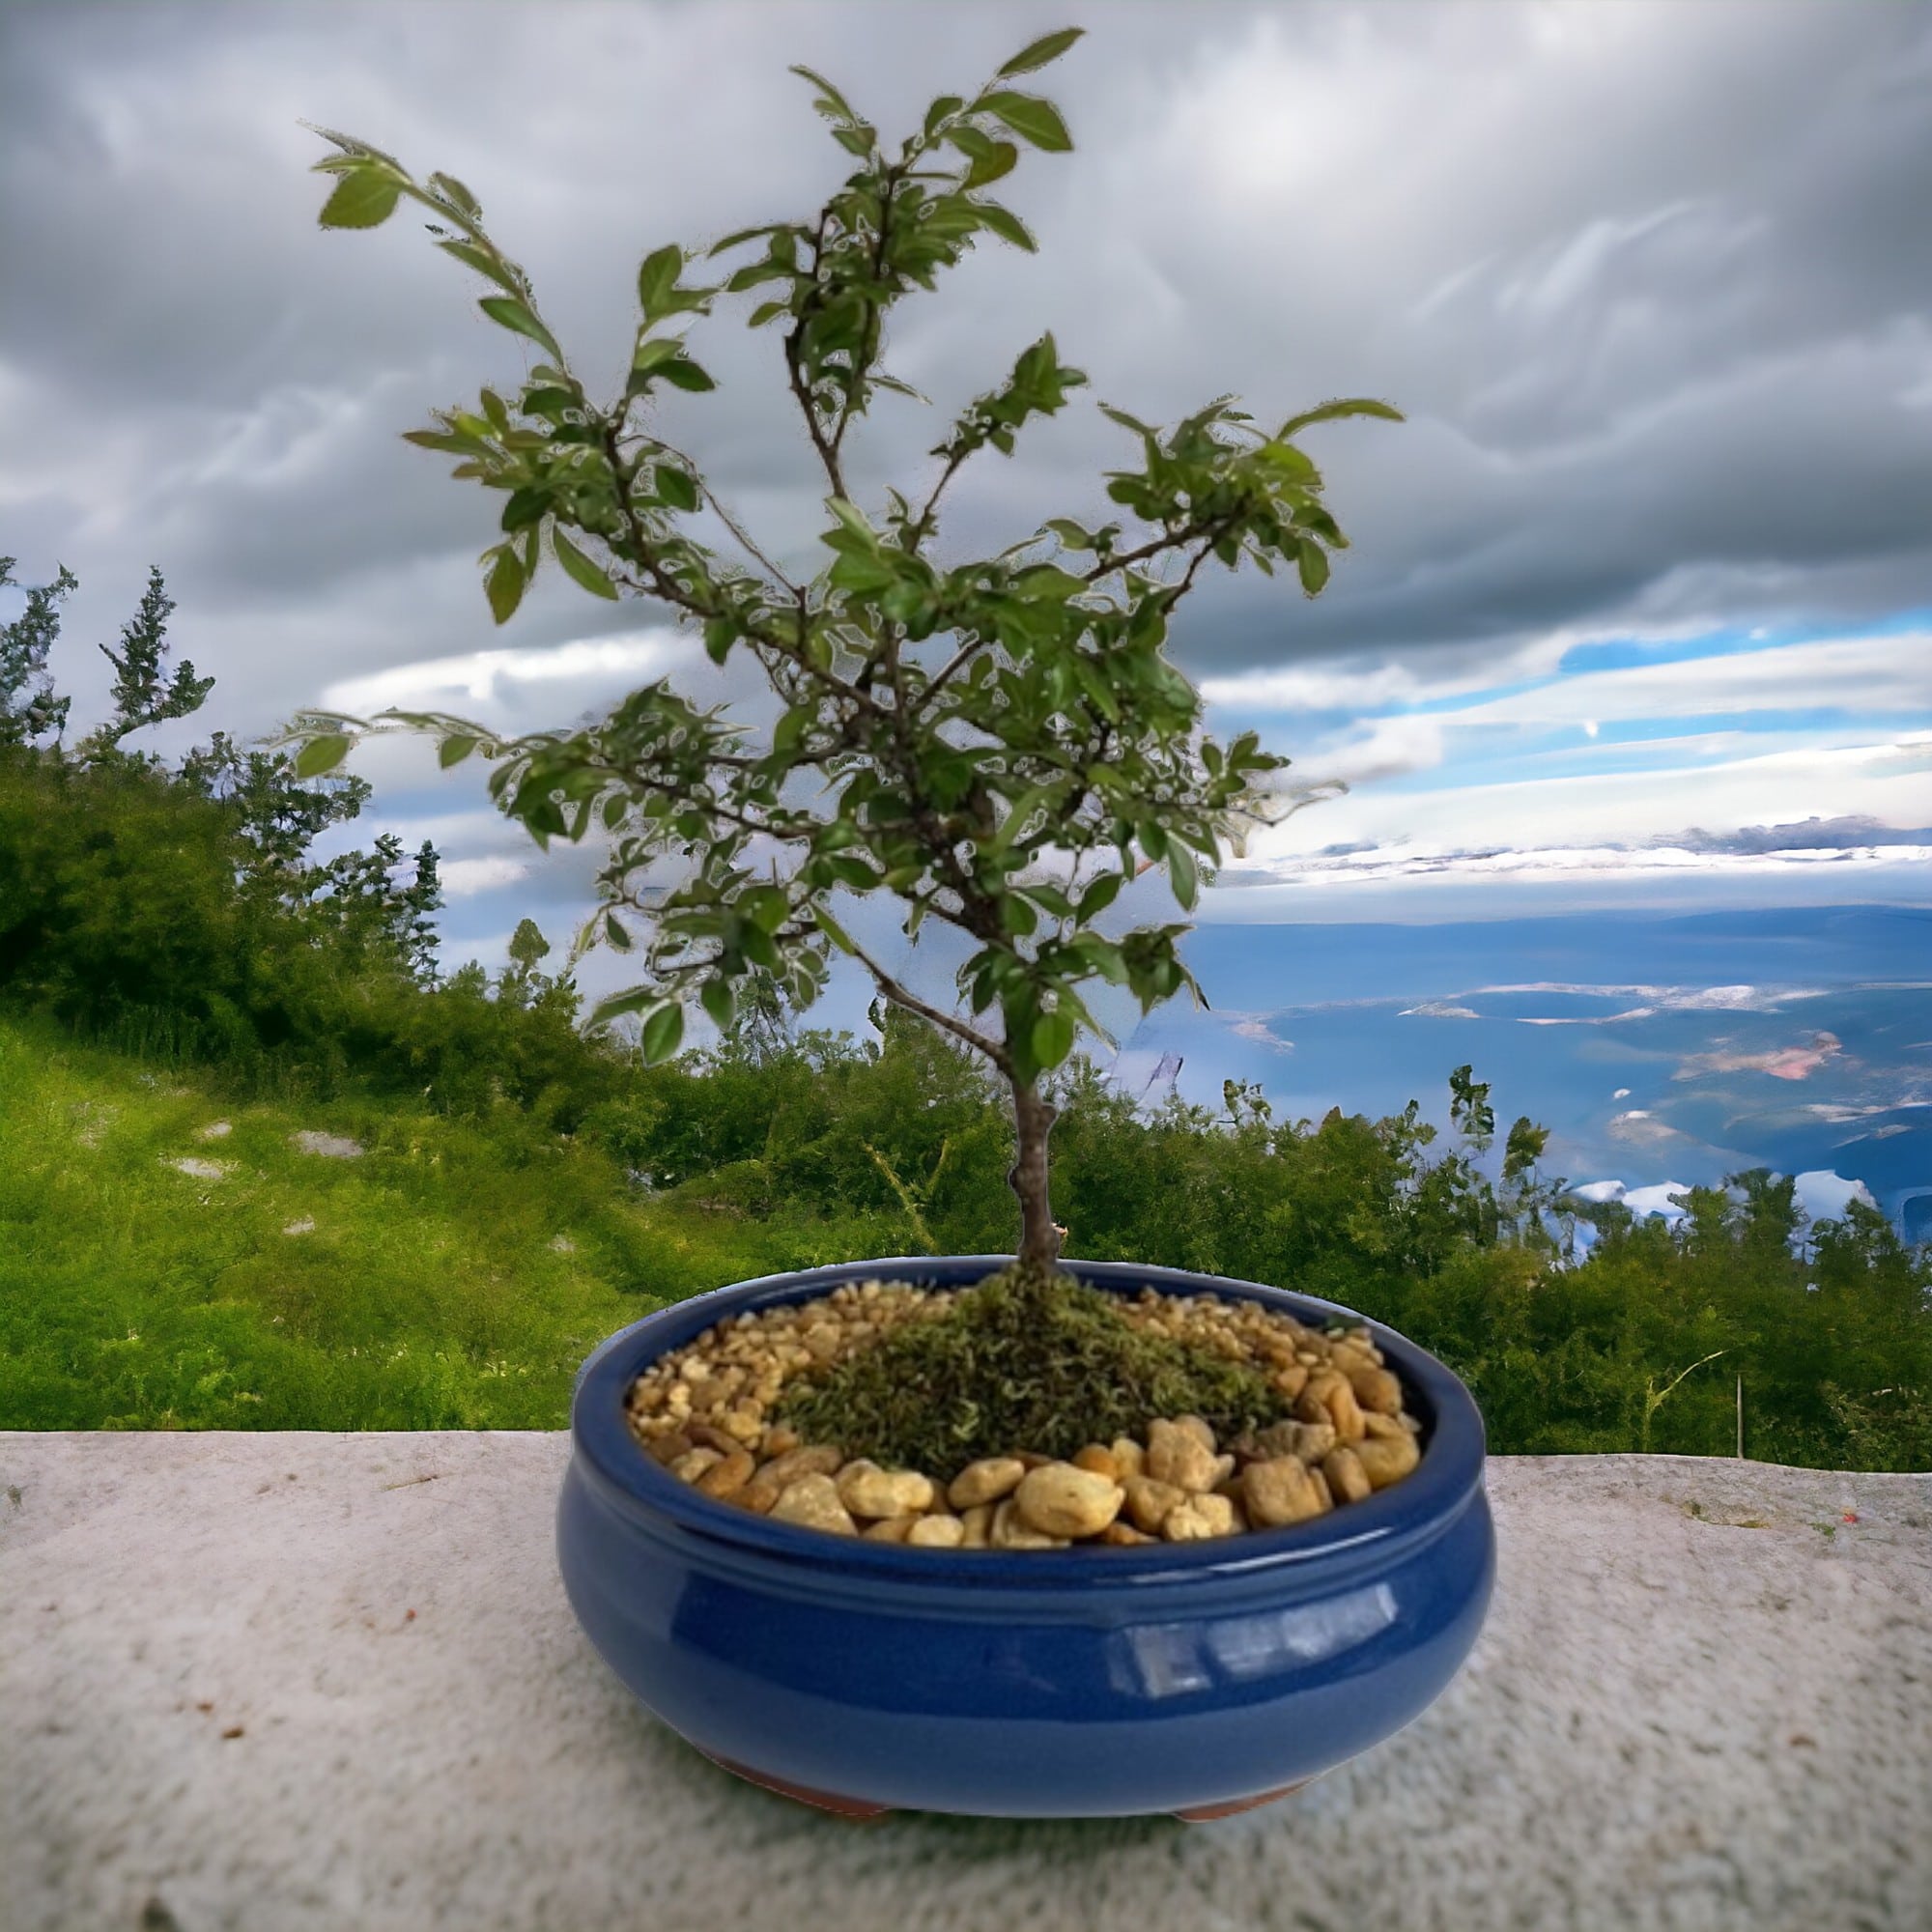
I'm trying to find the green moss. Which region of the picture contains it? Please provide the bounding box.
[768,1264,1299,1477]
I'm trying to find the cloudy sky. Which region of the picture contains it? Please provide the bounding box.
[5,0,1931,991]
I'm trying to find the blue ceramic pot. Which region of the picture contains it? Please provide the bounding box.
[557,1256,1494,1821]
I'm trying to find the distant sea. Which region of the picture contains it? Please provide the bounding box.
[1098,904,1932,1244]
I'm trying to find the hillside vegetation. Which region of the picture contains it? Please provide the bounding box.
[0,1013,795,1430]
[2,558,1928,1463]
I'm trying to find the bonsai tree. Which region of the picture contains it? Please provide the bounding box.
[286,29,1401,1462]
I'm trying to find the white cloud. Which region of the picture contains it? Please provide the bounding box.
[324,628,690,715]
[439,855,532,898]
[1442,632,1932,729]
[1792,1170,1879,1222]
[1234,732,1932,869]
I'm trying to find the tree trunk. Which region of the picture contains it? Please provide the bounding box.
[1008,1076,1062,1278]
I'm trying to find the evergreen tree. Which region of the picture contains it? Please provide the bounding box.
[80,565,214,756]
[0,555,76,747]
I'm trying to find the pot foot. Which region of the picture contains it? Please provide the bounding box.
[697,1747,893,1821]
[1172,1777,1311,1822]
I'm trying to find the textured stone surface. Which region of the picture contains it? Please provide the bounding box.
[2,1433,1928,1932]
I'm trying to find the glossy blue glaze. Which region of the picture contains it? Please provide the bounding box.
[557,1257,1495,1818]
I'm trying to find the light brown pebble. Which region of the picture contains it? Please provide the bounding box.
[1163,1492,1240,1541]
[696,1447,756,1499]
[1100,1520,1157,1546]
[768,1473,857,1536]
[1242,1456,1326,1528]
[948,1457,1028,1510]
[1322,1445,1374,1505]
[1354,1432,1422,1490]
[906,1514,967,1548]
[959,1503,995,1548]
[760,1424,802,1459]
[1172,1414,1216,1452]
[1145,1419,1222,1493]
[1362,1411,1409,1441]
[1013,1463,1125,1538]
[760,1443,844,1488]
[1308,1465,1333,1511]
[990,1497,1070,1548]
[1296,1369,1367,1445]
[644,1430,696,1467]
[862,1515,918,1542]
[1071,1444,1119,1479]
[1346,1366,1405,1416]
[668,1446,724,1485]
[1122,1474,1187,1535]
[837,1461,938,1519]
[1109,1436,1147,1480]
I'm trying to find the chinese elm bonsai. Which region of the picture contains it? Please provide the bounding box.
[285,28,1403,1471]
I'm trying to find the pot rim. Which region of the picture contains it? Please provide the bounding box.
[570,1255,1488,1590]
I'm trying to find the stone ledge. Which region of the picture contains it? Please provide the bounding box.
[2,1432,1928,1932]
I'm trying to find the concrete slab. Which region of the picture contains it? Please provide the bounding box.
[2,1433,1927,1932]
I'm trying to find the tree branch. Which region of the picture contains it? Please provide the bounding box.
[844,928,1013,1076]
[830,160,905,463]
[784,211,846,498]
[616,426,800,597]
[1082,510,1241,586]
[904,441,973,554]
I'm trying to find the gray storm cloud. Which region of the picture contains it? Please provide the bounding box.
[3,0,1928,749]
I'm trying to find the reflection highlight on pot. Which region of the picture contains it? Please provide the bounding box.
[1107,1583,1400,1697]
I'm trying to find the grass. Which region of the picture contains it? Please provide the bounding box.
[0,1012,805,1430]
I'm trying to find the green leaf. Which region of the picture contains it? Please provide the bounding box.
[477,296,562,364]
[435,239,524,297]
[995,27,1085,77]
[485,547,526,625]
[655,465,699,512]
[789,64,859,123]
[706,221,791,258]
[400,428,486,456]
[1075,870,1124,921]
[658,357,716,392]
[700,977,735,1032]
[427,171,480,214]
[1276,397,1405,438]
[318,170,401,229]
[553,527,619,601]
[1168,841,1198,911]
[979,91,1072,153]
[640,1003,686,1065]
[972,202,1037,252]
[637,244,683,321]
[1296,540,1330,596]
[962,139,1018,190]
[811,904,858,955]
[438,735,478,768]
[1031,1004,1077,1069]
[589,988,654,1026]
[631,336,680,377]
[294,733,352,778]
